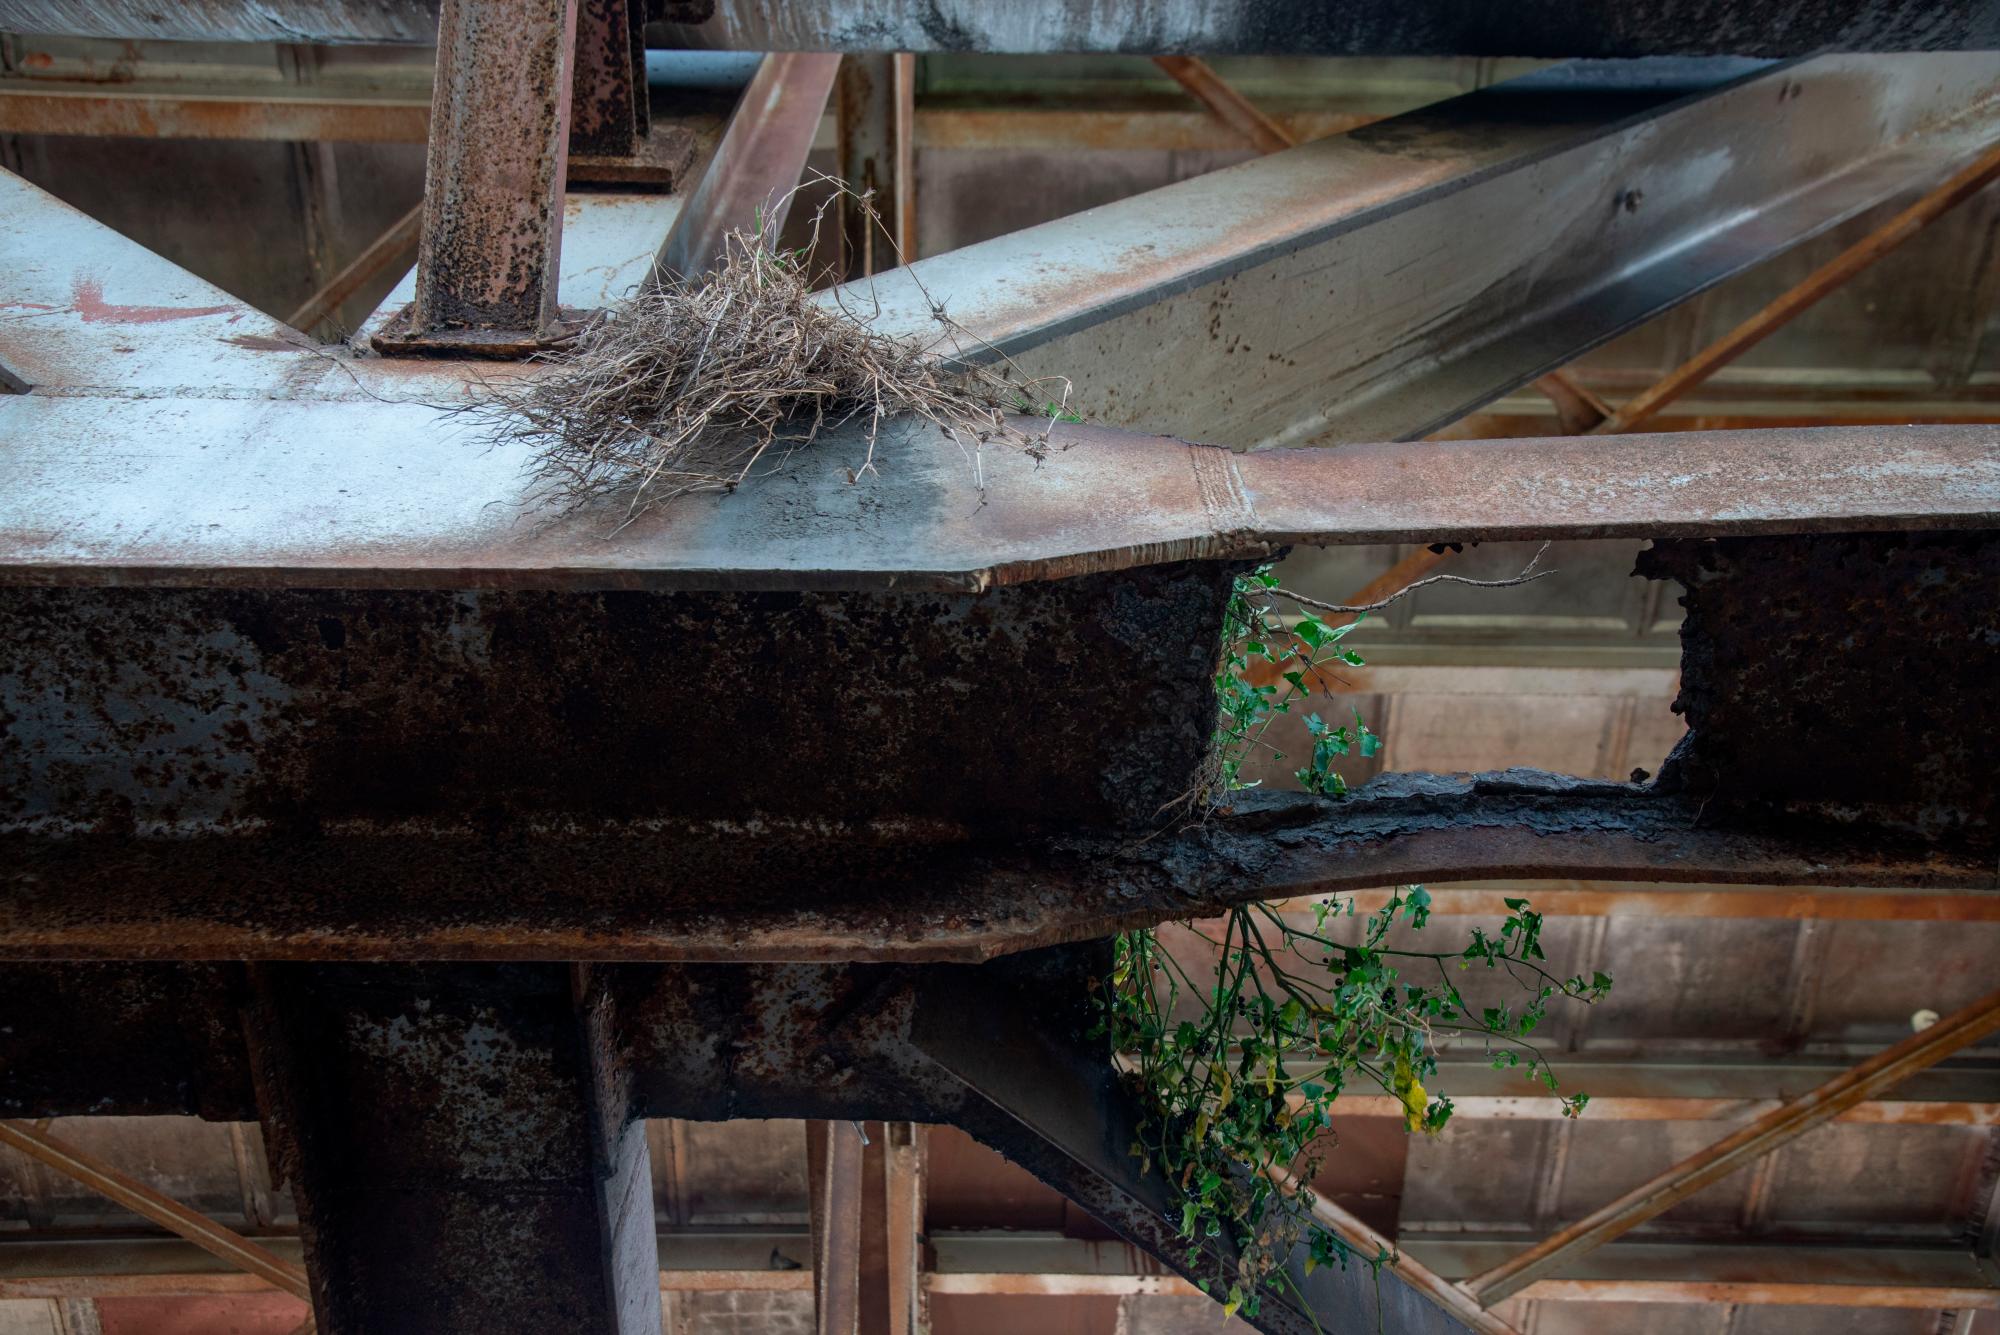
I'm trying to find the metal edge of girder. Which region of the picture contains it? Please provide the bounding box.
[652,0,2000,57]
[0,412,1994,591]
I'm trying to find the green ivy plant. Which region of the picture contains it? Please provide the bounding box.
[1100,564,1612,1325]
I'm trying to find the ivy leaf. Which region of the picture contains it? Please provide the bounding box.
[1295,617,1334,649]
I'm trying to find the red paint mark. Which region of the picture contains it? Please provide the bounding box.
[223,334,300,352]
[0,300,58,313]
[71,276,236,325]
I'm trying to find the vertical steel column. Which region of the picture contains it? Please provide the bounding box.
[563,0,696,186]
[806,1120,864,1335]
[568,0,645,159]
[375,0,581,354]
[836,53,916,278]
[249,965,661,1335]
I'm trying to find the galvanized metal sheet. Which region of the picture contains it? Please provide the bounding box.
[832,54,2000,445]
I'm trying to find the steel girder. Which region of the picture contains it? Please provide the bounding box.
[841,55,2000,446]
[4,46,2000,1335]
[5,0,2000,55]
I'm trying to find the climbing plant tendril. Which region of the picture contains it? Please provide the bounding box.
[1099,563,1613,1325]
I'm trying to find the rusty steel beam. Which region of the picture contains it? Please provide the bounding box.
[1152,55,1295,154]
[1283,881,2000,923]
[806,1121,864,1335]
[835,55,2000,446]
[284,203,423,335]
[1464,985,2000,1306]
[654,53,840,282]
[373,0,584,356]
[3,1229,1992,1309]
[2,777,1993,964]
[2,411,1996,590]
[2,530,1996,961]
[882,1124,925,1335]
[0,1121,311,1302]
[0,950,1487,1334]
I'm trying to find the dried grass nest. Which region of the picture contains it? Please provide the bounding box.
[487,187,1073,529]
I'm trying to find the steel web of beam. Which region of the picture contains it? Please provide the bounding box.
[1,24,1997,1335]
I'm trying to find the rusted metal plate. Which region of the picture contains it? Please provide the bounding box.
[835,55,2000,446]
[0,562,1232,837]
[0,407,1994,590]
[1644,532,2000,844]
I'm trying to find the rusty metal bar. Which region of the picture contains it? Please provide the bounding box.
[882,1124,925,1335]
[374,0,582,356]
[654,53,840,282]
[568,0,645,159]
[1464,985,2000,1305]
[1591,137,2000,434]
[0,1228,1991,1308]
[0,1121,311,1302]
[1152,55,1294,154]
[806,1121,863,1335]
[284,203,422,335]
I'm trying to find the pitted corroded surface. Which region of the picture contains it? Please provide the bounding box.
[0,560,1238,835]
[1642,531,2000,847]
[248,963,663,1335]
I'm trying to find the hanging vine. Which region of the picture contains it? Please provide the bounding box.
[1100,558,1609,1325]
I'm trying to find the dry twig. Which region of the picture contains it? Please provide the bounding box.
[1254,543,1554,616]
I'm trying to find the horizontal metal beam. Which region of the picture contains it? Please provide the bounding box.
[1327,1054,2000,1125]
[6,0,2000,52]
[1,409,1994,591]
[4,777,1995,962]
[835,55,2000,446]
[1295,881,2000,922]
[0,0,440,43]
[1466,985,2000,1305]
[3,1231,1991,1310]
[654,1,2000,55]
[0,83,1380,150]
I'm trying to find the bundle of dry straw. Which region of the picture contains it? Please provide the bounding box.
[491,188,1067,529]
